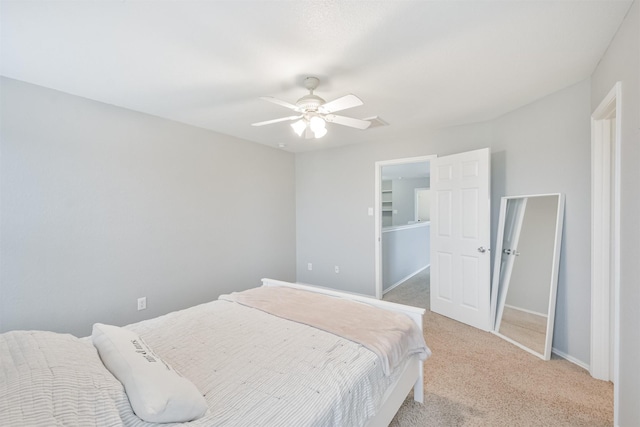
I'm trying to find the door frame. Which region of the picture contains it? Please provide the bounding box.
[590,82,621,409]
[374,155,435,299]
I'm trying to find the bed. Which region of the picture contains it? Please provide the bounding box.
[0,278,430,426]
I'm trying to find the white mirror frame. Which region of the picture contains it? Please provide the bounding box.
[490,193,565,360]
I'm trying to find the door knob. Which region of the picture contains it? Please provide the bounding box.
[477,246,488,253]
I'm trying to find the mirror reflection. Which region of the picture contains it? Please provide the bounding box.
[492,194,564,360]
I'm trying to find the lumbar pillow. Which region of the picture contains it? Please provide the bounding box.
[92,323,207,423]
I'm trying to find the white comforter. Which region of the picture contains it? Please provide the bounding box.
[0,330,131,426]
[220,286,430,375]
[1,299,409,426]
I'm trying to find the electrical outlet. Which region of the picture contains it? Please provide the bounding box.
[137,297,147,311]
[307,263,313,271]
[334,266,340,274]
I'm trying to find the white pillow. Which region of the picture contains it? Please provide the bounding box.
[92,323,208,423]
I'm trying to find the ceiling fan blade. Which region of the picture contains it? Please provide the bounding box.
[319,94,363,114]
[324,114,372,130]
[251,115,302,126]
[260,96,299,111]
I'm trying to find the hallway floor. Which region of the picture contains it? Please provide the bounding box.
[383,267,430,309]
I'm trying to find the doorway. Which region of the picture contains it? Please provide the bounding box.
[375,156,434,301]
[376,149,492,332]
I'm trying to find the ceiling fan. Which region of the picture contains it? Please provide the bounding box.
[251,77,372,139]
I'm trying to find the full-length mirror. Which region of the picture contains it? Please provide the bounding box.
[491,194,565,360]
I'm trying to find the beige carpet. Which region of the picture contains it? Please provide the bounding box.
[383,269,613,426]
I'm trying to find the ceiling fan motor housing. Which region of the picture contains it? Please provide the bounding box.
[296,94,325,112]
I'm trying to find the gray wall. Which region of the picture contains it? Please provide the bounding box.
[590,1,640,424]
[296,79,591,364]
[0,77,296,337]
[390,177,429,226]
[382,224,430,291]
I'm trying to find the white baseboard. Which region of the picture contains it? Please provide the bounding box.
[551,347,589,371]
[383,265,430,295]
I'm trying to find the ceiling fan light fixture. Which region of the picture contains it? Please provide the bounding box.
[309,116,326,133]
[313,127,327,139]
[291,119,306,136]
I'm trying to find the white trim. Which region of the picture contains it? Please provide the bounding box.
[383,265,430,295]
[375,156,435,300]
[590,82,621,419]
[590,81,621,426]
[551,347,590,372]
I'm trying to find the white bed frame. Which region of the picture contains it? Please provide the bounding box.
[261,278,426,426]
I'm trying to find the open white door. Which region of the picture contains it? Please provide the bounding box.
[430,148,491,331]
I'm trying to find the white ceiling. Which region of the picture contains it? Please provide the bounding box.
[1,1,632,153]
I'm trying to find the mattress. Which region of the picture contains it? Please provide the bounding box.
[1,298,410,426]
